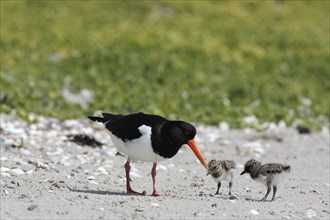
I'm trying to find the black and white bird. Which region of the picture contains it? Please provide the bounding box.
[240,159,291,202]
[88,112,208,196]
[206,159,236,195]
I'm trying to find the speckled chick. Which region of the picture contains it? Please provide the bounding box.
[241,159,291,202]
[207,159,236,195]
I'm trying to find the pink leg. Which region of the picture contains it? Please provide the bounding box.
[125,159,146,195]
[151,162,161,196]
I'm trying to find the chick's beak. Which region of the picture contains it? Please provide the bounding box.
[240,170,246,175]
[187,139,208,170]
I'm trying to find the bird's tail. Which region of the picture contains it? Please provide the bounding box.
[88,112,121,124]
[87,116,107,123]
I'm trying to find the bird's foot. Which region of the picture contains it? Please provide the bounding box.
[127,188,147,196]
[151,190,164,196]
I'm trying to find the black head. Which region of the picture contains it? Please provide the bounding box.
[162,120,208,169]
[166,121,196,145]
[240,159,261,175]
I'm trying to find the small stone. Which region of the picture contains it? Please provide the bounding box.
[96,167,108,175]
[1,172,10,177]
[249,209,259,215]
[211,203,217,207]
[194,212,203,217]
[245,187,251,193]
[11,168,25,176]
[269,211,275,215]
[306,208,317,218]
[156,165,167,171]
[135,208,143,212]
[0,157,8,162]
[1,167,10,172]
[229,195,238,200]
[27,204,38,211]
[88,180,98,185]
[87,176,95,180]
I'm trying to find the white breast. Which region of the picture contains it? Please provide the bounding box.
[212,170,234,183]
[108,125,165,162]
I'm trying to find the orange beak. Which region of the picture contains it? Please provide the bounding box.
[187,139,208,170]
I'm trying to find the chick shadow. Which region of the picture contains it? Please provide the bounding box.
[67,186,131,196]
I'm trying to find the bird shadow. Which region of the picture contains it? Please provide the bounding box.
[67,186,131,196]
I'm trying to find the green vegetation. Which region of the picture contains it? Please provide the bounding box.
[1,1,329,129]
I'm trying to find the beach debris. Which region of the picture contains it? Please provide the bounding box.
[297,126,311,134]
[67,134,103,148]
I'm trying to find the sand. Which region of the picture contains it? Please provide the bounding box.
[0,114,329,219]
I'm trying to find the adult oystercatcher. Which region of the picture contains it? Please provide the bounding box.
[88,112,208,196]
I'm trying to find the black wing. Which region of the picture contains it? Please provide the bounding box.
[91,112,167,142]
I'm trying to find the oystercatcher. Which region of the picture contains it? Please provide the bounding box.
[88,112,208,196]
[240,159,291,202]
[207,159,236,195]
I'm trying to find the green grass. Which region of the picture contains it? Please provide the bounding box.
[1,1,329,129]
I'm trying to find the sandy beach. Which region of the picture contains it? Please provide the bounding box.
[1,113,329,219]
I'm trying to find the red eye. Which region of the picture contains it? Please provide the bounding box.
[184,130,190,136]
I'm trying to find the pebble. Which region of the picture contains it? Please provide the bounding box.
[156,165,167,171]
[248,209,259,215]
[229,195,238,200]
[87,176,96,180]
[27,204,38,211]
[1,172,11,177]
[242,142,264,157]
[306,209,317,218]
[0,157,8,162]
[88,180,98,185]
[10,168,25,176]
[95,167,108,175]
[193,212,203,217]
[1,167,10,172]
